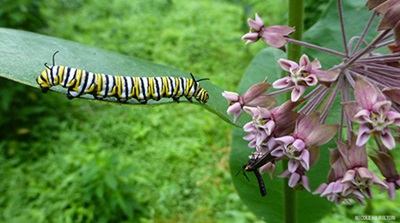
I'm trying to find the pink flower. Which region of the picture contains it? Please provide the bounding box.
[273,54,338,102]
[243,106,275,148]
[369,149,400,200]
[314,133,388,204]
[279,169,311,192]
[271,114,338,189]
[222,82,276,123]
[343,76,400,149]
[241,13,295,48]
[242,100,303,151]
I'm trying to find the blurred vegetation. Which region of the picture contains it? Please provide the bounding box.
[2,0,397,222]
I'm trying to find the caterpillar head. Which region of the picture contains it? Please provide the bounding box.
[36,51,59,93]
[197,88,209,103]
[190,73,209,103]
[36,64,52,93]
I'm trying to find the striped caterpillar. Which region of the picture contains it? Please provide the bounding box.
[36,51,209,104]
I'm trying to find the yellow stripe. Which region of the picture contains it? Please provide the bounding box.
[115,76,123,98]
[147,77,155,99]
[185,78,194,96]
[162,77,170,97]
[134,77,140,99]
[173,77,180,96]
[72,69,82,92]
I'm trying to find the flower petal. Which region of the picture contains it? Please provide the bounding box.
[274,135,295,146]
[303,124,339,147]
[261,32,288,48]
[227,102,242,115]
[311,58,322,70]
[321,182,335,196]
[272,76,292,89]
[357,167,373,179]
[222,91,239,102]
[277,58,299,72]
[241,32,260,42]
[302,175,311,192]
[270,146,285,157]
[291,85,306,102]
[292,139,306,151]
[304,74,318,86]
[372,100,392,114]
[300,149,310,170]
[299,54,311,70]
[353,109,371,124]
[243,132,255,141]
[243,122,255,132]
[387,182,396,200]
[288,172,300,188]
[387,111,400,126]
[288,159,299,173]
[245,95,277,108]
[242,82,271,104]
[233,111,243,123]
[315,69,340,84]
[342,101,362,121]
[342,169,356,183]
[354,76,379,109]
[264,25,295,35]
[313,183,328,195]
[247,13,264,31]
[356,124,371,146]
[380,128,395,149]
[383,87,400,104]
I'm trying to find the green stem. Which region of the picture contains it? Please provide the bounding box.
[284,0,304,223]
[288,0,304,61]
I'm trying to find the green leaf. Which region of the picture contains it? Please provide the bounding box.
[230,1,377,222]
[0,28,233,124]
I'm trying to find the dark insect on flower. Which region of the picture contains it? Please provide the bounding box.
[238,152,276,196]
[37,51,209,104]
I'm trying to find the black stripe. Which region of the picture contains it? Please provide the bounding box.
[78,70,90,96]
[154,78,161,100]
[66,67,72,87]
[123,76,129,100]
[49,66,57,85]
[167,77,174,98]
[63,66,71,87]
[140,78,147,101]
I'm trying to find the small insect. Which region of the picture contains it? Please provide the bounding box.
[36,51,209,104]
[239,152,274,196]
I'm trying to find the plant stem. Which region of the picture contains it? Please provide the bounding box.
[287,0,303,63]
[284,0,303,223]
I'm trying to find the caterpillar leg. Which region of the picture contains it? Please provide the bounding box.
[185,96,193,103]
[40,87,50,93]
[117,98,128,103]
[91,83,104,100]
[93,95,105,100]
[67,89,79,99]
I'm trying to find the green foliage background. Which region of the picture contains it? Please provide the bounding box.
[0,0,284,222]
[1,0,399,222]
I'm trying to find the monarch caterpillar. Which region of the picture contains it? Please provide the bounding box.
[238,152,274,196]
[36,51,209,104]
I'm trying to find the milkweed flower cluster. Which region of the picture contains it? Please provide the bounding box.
[223,0,400,205]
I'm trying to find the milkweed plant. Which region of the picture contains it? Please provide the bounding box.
[223,0,400,205]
